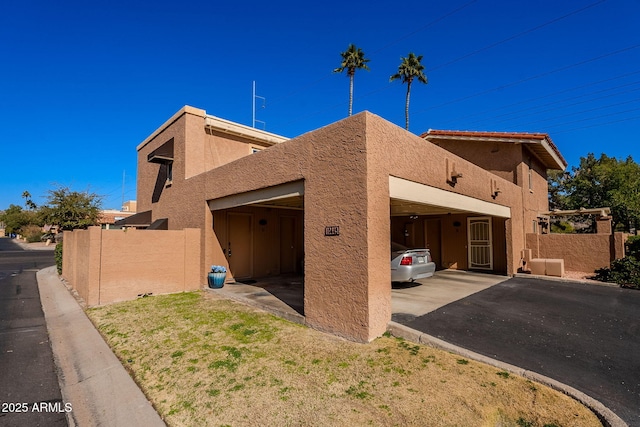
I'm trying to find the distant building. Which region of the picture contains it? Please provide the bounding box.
[121,200,137,212]
[98,201,137,229]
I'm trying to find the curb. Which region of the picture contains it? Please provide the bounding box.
[514,272,620,288]
[387,321,628,427]
[12,240,56,251]
[37,266,166,427]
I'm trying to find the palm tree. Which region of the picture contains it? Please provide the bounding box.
[334,44,370,116]
[390,53,428,131]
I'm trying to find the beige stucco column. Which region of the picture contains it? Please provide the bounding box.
[596,216,613,234]
[302,113,391,342]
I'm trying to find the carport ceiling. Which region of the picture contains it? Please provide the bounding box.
[391,198,473,216]
[389,176,511,218]
[250,197,466,215]
[208,181,304,211]
[253,195,304,210]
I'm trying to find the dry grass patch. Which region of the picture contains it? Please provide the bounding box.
[87,291,602,427]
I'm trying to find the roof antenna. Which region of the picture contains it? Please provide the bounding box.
[252,81,266,129]
[121,170,125,210]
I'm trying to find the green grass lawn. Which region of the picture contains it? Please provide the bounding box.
[87,291,602,427]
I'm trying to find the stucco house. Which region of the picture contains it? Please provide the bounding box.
[98,201,138,229]
[106,105,573,341]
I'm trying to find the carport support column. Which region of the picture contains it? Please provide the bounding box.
[301,113,390,342]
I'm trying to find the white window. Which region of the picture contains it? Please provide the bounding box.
[166,162,173,184]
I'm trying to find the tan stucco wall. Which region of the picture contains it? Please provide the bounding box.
[63,227,102,306]
[62,227,201,306]
[614,232,627,259]
[522,155,551,235]
[525,233,615,273]
[430,139,523,184]
[433,137,552,247]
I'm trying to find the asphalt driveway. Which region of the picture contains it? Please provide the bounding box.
[398,276,640,425]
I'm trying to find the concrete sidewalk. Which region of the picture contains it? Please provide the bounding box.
[37,266,165,427]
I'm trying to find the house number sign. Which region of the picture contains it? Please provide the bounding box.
[324,226,340,236]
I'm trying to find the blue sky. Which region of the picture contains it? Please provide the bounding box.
[1,0,638,210]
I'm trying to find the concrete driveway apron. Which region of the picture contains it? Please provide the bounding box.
[397,276,640,426]
[391,269,509,322]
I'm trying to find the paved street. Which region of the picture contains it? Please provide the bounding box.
[0,238,66,426]
[400,276,640,426]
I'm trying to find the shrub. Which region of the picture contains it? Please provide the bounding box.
[593,257,640,289]
[550,220,574,234]
[55,242,63,275]
[626,235,640,259]
[20,224,43,243]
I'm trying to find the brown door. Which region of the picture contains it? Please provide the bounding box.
[425,218,442,269]
[227,213,253,279]
[279,216,296,274]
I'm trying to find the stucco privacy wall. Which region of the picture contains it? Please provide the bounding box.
[62,227,200,306]
[526,232,626,272]
[63,226,99,305]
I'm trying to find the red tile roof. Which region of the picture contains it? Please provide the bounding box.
[421,130,549,140]
[421,129,567,170]
[98,211,136,225]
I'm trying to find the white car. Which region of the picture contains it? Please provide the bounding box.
[391,243,436,282]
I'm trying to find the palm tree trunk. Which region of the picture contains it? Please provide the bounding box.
[405,80,412,130]
[349,74,354,116]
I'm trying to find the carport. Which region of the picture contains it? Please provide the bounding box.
[389,176,511,274]
[208,181,305,313]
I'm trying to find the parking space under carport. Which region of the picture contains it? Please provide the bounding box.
[208,180,305,285]
[389,176,511,274]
